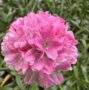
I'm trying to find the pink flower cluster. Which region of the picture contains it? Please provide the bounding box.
[1,11,78,88]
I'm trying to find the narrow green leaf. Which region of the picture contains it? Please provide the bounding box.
[16,76,25,90]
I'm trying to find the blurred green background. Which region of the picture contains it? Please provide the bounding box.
[0,0,89,90]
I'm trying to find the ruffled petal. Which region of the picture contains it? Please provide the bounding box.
[38,72,64,88]
[56,61,72,71]
[32,59,45,71]
[46,49,58,60]
[42,58,56,74]
[51,72,64,85]
[24,71,37,84]
[38,72,54,88]
[24,50,35,65]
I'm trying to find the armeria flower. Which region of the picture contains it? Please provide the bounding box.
[1,11,78,88]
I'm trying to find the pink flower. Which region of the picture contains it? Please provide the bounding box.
[1,11,78,88]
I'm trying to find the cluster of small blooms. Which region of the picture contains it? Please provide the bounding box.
[1,11,78,88]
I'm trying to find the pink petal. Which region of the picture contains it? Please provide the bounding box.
[24,50,35,65]
[57,61,72,71]
[22,62,29,74]
[38,72,54,88]
[24,71,37,84]
[4,53,18,62]
[32,59,45,71]
[42,58,56,74]
[14,41,27,48]
[38,72,64,88]
[15,58,23,71]
[46,49,58,60]
[51,72,64,85]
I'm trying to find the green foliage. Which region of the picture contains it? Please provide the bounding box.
[0,0,89,90]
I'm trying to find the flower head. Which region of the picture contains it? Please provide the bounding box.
[1,11,78,88]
